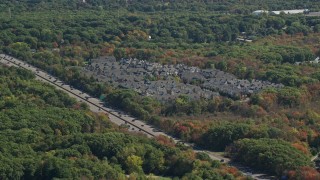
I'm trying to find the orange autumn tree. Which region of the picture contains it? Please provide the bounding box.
[291,142,311,155]
[287,166,320,180]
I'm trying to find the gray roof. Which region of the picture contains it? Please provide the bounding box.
[82,57,284,101]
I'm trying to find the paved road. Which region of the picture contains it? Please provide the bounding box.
[0,54,274,179]
[0,54,166,137]
[312,154,319,161]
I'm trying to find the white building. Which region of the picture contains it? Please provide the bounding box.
[271,9,309,15]
[253,9,309,16]
[252,10,269,16]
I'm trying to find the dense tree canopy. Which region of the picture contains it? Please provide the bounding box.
[1,0,320,177]
[227,138,313,176]
[0,66,238,179]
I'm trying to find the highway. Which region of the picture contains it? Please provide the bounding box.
[0,54,167,138]
[0,54,274,179]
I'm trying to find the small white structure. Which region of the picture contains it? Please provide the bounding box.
[252,10,269,16]
[310,57,320,64]
[148,35,152,40]
[253,9,309,16]
[295,57,319,65]
[271,9,309,15]
[236,38,252,43]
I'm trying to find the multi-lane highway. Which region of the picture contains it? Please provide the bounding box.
[0,54,168,138]
[0,54,273,179]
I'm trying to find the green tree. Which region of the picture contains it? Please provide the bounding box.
[227,138,312,175]
[125,155,143,174]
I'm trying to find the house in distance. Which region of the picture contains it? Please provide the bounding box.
[253,9,309,15]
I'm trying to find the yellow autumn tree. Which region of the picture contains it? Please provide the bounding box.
[125,155,143,174]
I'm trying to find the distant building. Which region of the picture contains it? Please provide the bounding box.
[253,9,309,16]
[294,57,319,65]
[311,57,320,64]
[271,9,309,15]
[252,10,269,16]
[236,38,253,43]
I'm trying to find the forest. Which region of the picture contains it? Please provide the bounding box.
[1,0,320,179]
[0,66,243,179]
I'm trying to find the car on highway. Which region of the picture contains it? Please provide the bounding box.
[152,128,161,132]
